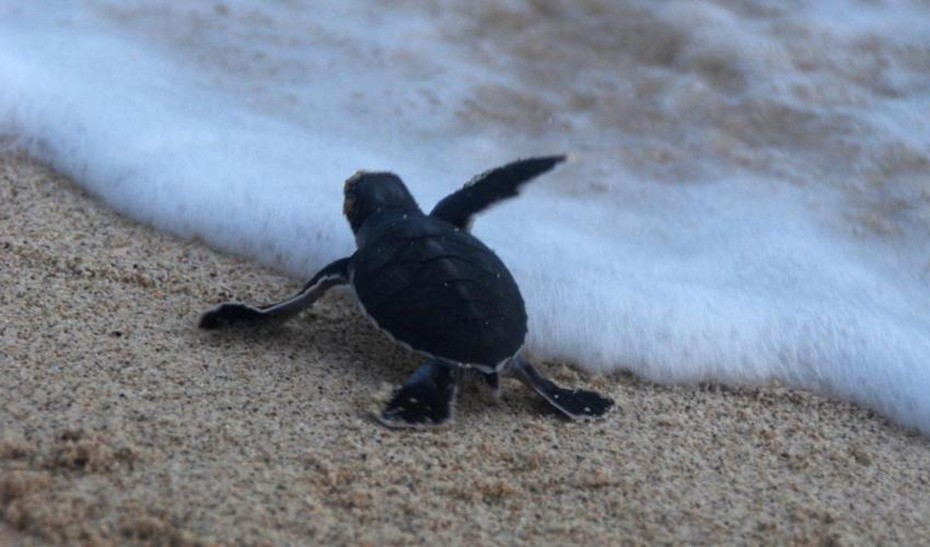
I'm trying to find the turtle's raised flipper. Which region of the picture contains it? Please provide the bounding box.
[429,155,566,231]
[379,361,457,428]
[507,356,613,421]
[199,257,350,329]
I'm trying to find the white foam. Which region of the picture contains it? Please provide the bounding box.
[2,1,930,434]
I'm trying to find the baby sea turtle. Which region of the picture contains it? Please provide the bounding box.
[199,156,614,428]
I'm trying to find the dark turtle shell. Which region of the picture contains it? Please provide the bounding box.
[351,214,527,368]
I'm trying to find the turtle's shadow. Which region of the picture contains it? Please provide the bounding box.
[195,293,424,386]
[193,293,558,421]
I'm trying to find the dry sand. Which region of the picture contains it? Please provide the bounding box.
[2,152,930,545]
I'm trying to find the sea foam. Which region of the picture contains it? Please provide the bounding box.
[2,1,929,434]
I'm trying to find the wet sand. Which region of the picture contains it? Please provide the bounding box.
[3,152,930,545]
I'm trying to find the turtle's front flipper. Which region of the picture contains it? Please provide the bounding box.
[429,155,566,231]
[199,257,350,329]
[379,361,457,428]
[507,356,613,421]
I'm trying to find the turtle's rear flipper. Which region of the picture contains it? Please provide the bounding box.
[508,357,613,421]
[199,257,349,329]
[379,361,457,428]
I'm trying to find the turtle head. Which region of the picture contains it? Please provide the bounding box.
[343,171,420,233]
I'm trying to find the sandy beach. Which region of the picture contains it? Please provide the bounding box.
[2,152,930,544]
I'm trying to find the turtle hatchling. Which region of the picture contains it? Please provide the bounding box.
[199,156,614,428]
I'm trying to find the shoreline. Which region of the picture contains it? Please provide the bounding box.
[2,153,930,544]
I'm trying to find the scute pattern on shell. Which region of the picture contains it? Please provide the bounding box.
[351,215,527,367]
